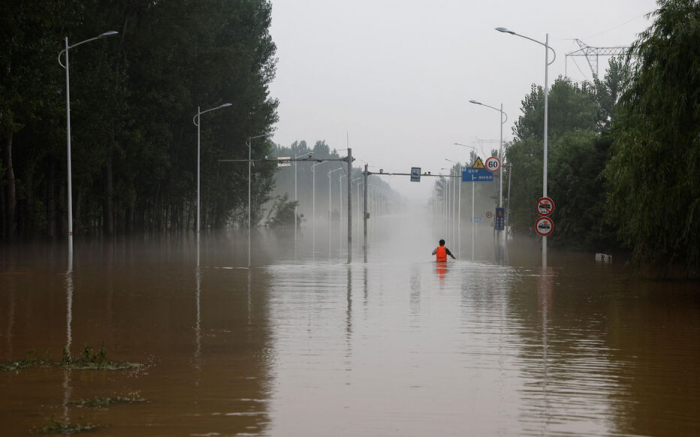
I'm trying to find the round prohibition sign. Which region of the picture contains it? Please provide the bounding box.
[537,197,555,216]
[485,211,493,219]
[535,217,554,237]
[484,156,501,173]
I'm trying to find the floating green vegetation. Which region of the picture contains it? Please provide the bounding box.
[39,416,98,434]
[71,396,147,408]
[62,344,141,371]
[1,344,141,371]
[0,349,52,371]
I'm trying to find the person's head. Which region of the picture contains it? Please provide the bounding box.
[439,239,445,246]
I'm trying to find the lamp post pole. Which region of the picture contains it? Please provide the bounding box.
[455,143,478,260]
[311,162,324,261]
[339,174,347,257]
[468,100,508,210]
[328,167,343,259]
[496,27,555,267]
[193,103,232,242]
[247,134,271,267]
[58,31,118,257]
[293,152,308,261]
[446,159,462,258]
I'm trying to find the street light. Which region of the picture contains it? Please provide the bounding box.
[311,161,325,260]
[455,143,478,260]
[446,159,461,258]
[294,151,309,261]
[496,26,556,267]
[248,133,272,267]
[339,174,347,256]
[193,103,232,240]
[469,100,508,228]
[328,167,344,259]
[58,30,118,257]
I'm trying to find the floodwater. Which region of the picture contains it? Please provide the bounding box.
[1,210,699,436]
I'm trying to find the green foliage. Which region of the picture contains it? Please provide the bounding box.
[265,193,298,227]
[0,349,52,371]
[71,396,147,408]
[604,0,700,277]
[62,344,141,370]
[39,416,98,434]
[1,0,278,238]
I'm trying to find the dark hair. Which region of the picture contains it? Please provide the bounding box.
[439,239,445,246]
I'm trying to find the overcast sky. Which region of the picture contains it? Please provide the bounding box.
[268,0,658,200]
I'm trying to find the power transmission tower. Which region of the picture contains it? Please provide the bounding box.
[565,39,628,79]
[473,137,501,158]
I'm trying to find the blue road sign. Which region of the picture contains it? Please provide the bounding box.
[471,217,482,222]
[410,167,421,182]
[495,207,505,231]
[462,168,494,182]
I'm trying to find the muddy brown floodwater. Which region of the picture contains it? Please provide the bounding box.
[1,212,699,436]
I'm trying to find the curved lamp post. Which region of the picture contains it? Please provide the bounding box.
[496,27,556,267]
[58,31,118,257]
[455,143,478,260]
[193,103,232,240]
[468,100,507,213]
[248,133,272,267]
[328,167,344,259]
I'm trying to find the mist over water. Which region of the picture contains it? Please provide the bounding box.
[1,208,699,436]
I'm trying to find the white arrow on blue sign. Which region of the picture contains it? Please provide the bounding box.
[462,168,494,182]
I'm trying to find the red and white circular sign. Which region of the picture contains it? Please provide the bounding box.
[536,197,555,216]
[535,217,554,236]
[485,211,493,219]
[484,156,501,173]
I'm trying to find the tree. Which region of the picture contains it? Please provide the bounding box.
[506,77,599,237]
[604,0,700,277]
[265,193,298,227]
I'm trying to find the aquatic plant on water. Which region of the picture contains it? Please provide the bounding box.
[0,350,52,371]
[61,344,141,370]
[38,416,98,434]
[1,344,141,371]
[71,396,147,408]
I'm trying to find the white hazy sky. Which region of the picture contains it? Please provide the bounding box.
[268,0,658,200]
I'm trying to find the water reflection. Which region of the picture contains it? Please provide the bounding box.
[1,231,700,436]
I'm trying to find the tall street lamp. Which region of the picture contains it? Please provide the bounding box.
[469,100,507,214]
[193,103,232,240]
[293,151,309,261]
[58,30,118,256]
[496,26,556,267]
[339,174,347,256]
[455,143,478,260]
[248,133,271,267]
[311,162,325,260]
[446,159,461,258]
[328,167,343,259]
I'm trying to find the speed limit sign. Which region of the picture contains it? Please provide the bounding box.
[484,156,501,173]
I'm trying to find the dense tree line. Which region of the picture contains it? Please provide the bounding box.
[504,0,698,277]
[0,0,278,240]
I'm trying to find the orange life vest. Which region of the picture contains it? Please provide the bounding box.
[436,246,447,262]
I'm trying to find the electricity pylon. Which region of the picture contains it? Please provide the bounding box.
[565,39,628,79]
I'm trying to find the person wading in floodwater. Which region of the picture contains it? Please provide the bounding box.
[432,239,456,262]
